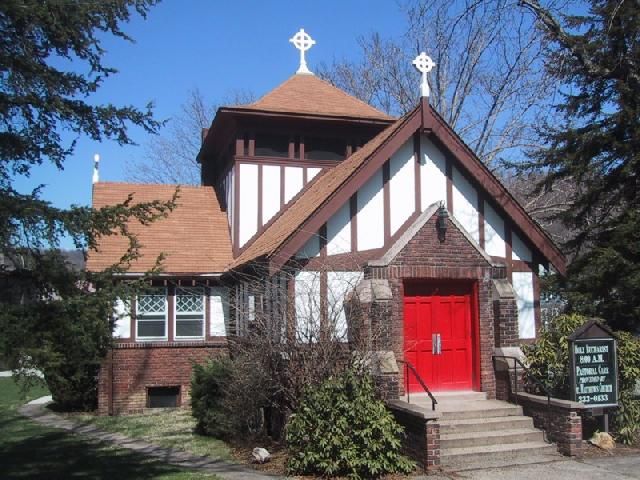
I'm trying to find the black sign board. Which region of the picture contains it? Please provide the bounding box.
[569,320,618,408]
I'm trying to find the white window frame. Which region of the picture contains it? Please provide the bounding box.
[135,287,168,341]
[174,286,206,340]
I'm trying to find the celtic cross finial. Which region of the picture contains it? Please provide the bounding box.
[413,52,436,98]
[290,28,316,75]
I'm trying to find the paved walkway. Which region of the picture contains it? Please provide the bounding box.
[18,398,640,480]
[19,401,281,480]
[433,454,640,479]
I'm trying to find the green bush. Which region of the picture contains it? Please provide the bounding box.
[190,358,233,438]
[286,368,414,479]
[1,292,115,411]
[615,332,640,444]
[523,314,640,444]
[523,313,587,398]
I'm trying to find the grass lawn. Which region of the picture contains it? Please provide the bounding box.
[0,377,218,479]
[76,408,232,461]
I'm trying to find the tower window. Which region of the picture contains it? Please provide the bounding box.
[255,133,289,158]
[305,137,346,161]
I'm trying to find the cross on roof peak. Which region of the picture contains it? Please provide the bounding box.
[290,28,316,75]
[413,52,435,98]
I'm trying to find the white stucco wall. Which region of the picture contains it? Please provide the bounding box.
[357,169,384,250]
[452,166,480,244]
[484,201,506,257]
[389,139,415,235]
[512,231,533,262]
[284,166,304,204]
[420,136,447,210]
[327,202,352,255]
[262,165,281,224]
[238,163,258,247]
[308,167,322,181]
[512,271,535,339]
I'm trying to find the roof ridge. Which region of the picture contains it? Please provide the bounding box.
[240,74,394,120]
[93,182,212,190]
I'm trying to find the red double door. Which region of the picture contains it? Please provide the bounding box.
[404,282,475,392]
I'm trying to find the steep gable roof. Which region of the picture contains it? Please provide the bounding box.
[232,99,566,276]
[238,74,394,121]
[87,183,232,274]
[231,107,421,269]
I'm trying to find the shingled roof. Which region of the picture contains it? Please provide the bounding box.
[237,74,393,121]
[87,183,232,274]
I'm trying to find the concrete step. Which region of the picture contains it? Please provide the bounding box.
[403,390,488,403]
[439,414,534,434]
[441,441,558,471]
[441,427,544,449]
[438,401,523,420]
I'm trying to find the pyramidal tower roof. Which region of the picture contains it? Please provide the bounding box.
[239,74,394,121]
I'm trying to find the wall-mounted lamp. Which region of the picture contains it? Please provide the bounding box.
[436,205,448,243]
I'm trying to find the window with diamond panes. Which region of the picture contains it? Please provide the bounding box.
[175,287,205,338]
[136,288,167,340]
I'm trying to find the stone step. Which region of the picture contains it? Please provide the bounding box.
[441,441,559,471]
[401,391,488,407]
[439,415,534,434]
[441,427,544,449]
[437,401,523,420]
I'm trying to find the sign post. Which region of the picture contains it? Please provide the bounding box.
[569,320,618,431]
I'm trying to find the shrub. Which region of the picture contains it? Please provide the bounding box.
[190,358,233,438]
[615,332,640,444]
[523,313,587,397]
[286,368,414,479]
[523,314,640,444]
[1,293,115,411]
[191,354,272,439]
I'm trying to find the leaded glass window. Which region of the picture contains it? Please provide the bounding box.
[136,288,167,340]
[175,287,205,339]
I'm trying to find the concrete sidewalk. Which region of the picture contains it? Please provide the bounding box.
[18,398,640,480]
[431,454,640,479]
[19,401,281,480]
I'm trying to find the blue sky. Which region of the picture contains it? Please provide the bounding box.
[14,0,407,219]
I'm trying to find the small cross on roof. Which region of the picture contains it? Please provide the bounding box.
[413,52,436,98]
[290,28,315,75]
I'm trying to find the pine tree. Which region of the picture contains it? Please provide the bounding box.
[521,0,640,331]
[0,1,177,409]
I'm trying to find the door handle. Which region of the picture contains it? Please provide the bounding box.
[432,334,442,355]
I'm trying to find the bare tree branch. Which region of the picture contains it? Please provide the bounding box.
[126,88,254,185]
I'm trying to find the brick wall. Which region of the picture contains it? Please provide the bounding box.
[516,392,585,457]
[364,214,496,399]
[98,341,228,415]
[494,298,519,347]
[387,401,440,471]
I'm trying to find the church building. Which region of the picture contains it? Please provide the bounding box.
[88,29,566,467]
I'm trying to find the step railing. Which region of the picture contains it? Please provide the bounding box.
[397,359,437,411]
[492,354,552,443]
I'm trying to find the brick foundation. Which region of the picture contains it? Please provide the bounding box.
[98,341,228,415]
[387,400,440,471]
[515,392,585,457]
